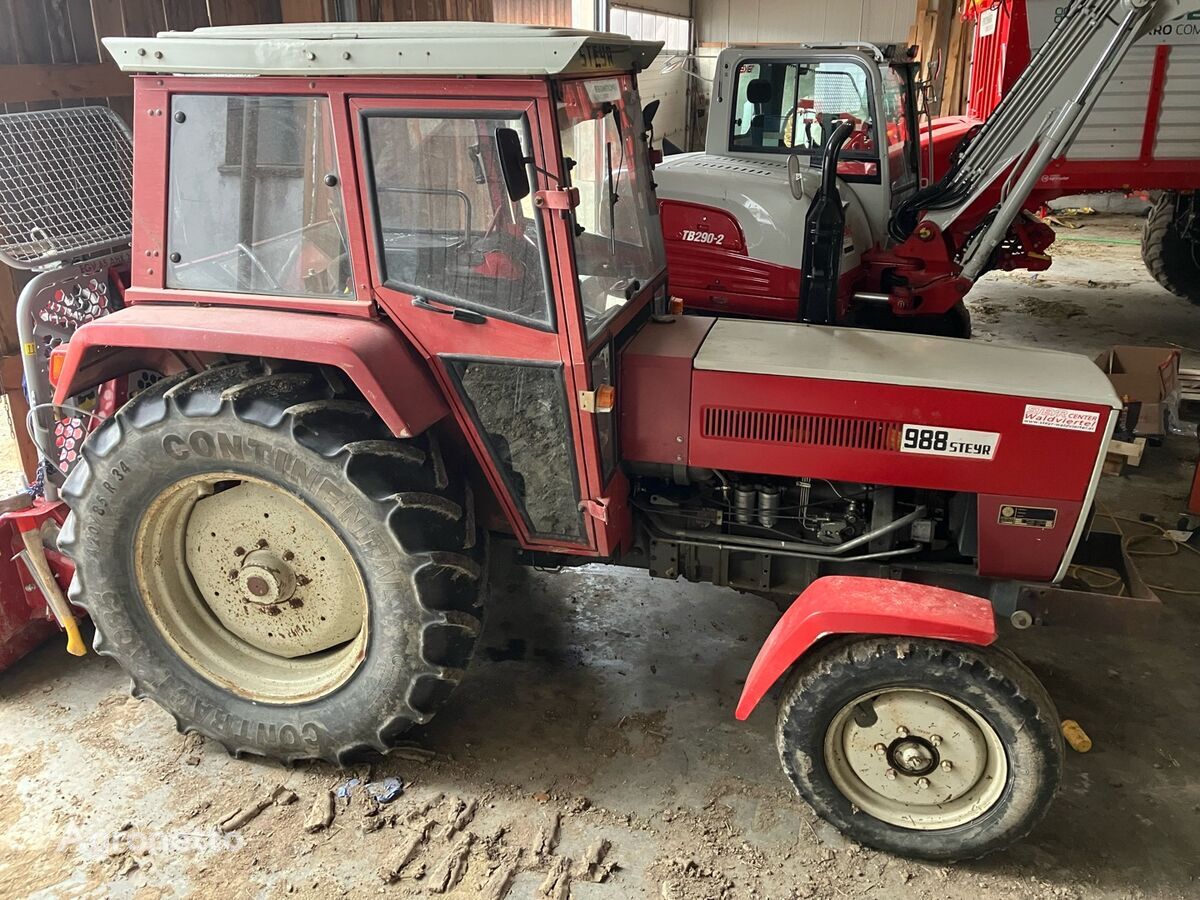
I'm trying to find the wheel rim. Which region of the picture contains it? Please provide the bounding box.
[823,688,1008,830]
[134,472,369,703]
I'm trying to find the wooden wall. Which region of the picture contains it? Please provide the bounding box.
[0,0,493,480]
[492,0,571,26]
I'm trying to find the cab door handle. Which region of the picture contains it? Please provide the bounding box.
[412,296,487,325]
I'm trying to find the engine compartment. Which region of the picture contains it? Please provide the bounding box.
[631,469,971,567]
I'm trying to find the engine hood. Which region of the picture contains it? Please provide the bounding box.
[653,152,874,269]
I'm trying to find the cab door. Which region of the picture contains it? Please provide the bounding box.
[349,92,607,554]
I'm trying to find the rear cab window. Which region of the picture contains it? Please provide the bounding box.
[166,95,353,299]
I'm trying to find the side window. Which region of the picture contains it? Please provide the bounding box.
[362,114,551,329]
[730,60,880,180]
[166,95,352,298]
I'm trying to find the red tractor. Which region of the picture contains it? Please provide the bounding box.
[0,22,1158,861]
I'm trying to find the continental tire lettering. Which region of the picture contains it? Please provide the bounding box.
[189,431,215,458]
[187,695,321,751]
[164,433,188,460]
[216,431,244,460]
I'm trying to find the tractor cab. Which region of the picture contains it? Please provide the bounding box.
[86,23,668,556]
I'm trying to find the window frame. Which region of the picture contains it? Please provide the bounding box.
[358,107,558,334]
[219,96,306,178]
[727,56,884,186]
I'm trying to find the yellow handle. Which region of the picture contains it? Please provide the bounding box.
[62,617,86,657]
[18,529,86,658]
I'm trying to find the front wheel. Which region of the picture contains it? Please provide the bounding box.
[776,637,1062,860]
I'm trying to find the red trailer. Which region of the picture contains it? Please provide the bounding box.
[965,0,1200,301]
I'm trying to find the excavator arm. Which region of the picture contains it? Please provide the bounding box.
[894,0,1200,277]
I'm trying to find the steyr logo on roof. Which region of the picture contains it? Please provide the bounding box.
[900,425,999,460]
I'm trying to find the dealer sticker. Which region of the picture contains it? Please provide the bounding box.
[1022,404,1100,432]
[900,425,999,460]
[584,78,622,104]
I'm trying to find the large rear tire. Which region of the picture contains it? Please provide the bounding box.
[776,636,1062,861]
[59,362,485,763]
[1142,191,1200,304]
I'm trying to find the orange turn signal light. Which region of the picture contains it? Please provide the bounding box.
[595,384,616,413]
[48,346,67,387]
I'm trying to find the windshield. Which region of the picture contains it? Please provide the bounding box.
[730,59,880,179]
[557,76,665,339]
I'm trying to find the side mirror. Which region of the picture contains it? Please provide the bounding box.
[495,127,530,203]
[642,98,660,131]
[786,154,805,201]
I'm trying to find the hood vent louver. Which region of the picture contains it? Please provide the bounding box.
[702,406,902,452]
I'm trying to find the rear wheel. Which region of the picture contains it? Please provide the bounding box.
[60,362,485,763]
[776,636,1062,860]
[1142,191,1200,304]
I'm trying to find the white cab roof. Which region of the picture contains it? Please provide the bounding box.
[104,22,662,77]
[694,319,1121,408]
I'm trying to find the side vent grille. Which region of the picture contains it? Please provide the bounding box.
[702,406,902,451]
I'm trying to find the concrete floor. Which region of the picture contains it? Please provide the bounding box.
[1,215,1199,900]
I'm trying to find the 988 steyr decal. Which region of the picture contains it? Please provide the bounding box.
[900,425,1000,460]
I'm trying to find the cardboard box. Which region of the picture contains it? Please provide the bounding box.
[1093,346,1181,436]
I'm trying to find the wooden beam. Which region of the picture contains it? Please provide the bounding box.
[0,355,40,482]
[0,62,131,104]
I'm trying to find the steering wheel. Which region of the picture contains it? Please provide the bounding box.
[841,117,873,152]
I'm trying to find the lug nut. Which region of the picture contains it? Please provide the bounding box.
[929,734,942,746]
[941,760,953,772]
[916,777,930,790]
[874,743,887,755]
[884,768,896,780]
[896,726,909,738]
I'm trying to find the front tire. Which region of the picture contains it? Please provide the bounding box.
[59,362,485,763]
[776,636,1062,860]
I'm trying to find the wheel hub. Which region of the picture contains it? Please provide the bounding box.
[237,550,297,605]
[183,481,364,659]
[134,472,369,704]
[888,736,938,776]
[824,688,1008,830]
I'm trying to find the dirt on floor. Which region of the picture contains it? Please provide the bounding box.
[1,214,1199,899]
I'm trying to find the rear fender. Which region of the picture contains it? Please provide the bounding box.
[53,305,448,439]
[735,576,997,720]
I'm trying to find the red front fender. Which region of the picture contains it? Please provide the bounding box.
[735,576,997,720]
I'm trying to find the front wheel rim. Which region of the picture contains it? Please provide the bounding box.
[134,472,369,704]
[823,687,1008,830]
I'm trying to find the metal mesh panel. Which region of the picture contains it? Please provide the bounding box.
[0,106,133,268]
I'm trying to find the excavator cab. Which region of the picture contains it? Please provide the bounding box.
[654,44,924,323]
[720,47,922,210]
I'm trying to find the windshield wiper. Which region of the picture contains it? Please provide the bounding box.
[605,140,617,256]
